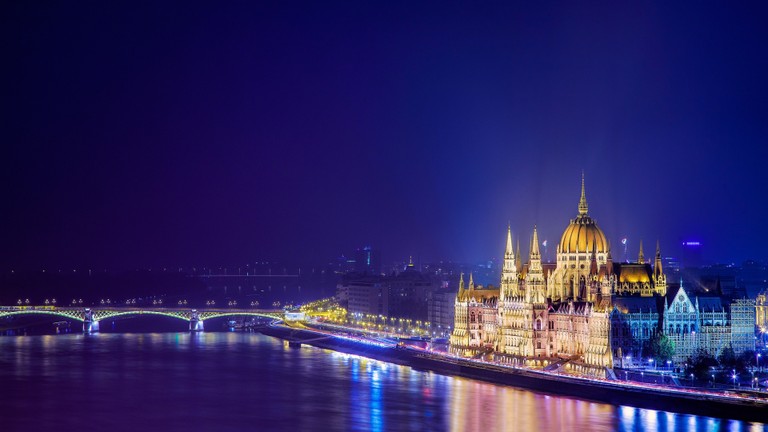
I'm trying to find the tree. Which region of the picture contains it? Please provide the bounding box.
[643,333,675,362]
[718,345,737,369]
[685,349,719,380]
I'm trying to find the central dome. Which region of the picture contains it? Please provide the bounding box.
[558,173,608,254]
[558,215,608,254]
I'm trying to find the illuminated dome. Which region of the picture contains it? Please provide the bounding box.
[559,215,608,254]
[558,174,608,254]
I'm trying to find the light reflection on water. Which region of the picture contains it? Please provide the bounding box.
[0,333,765,432]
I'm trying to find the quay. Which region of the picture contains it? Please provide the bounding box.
[260,323,768,424]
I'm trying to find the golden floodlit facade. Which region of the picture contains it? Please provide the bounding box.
[450,175,667,376]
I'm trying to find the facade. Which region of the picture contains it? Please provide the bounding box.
[450,175,754,374]
[338,259,435,320]
[387,260,434,321]
[757,292,768,329]
[449,274,499,357]
[342,276,389,316]
[428,289,457,337]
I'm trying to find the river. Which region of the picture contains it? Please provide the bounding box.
[1,331,765,431]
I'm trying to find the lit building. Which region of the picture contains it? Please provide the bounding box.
[428,288,457,337]
[342,276,388,316]
[449,273,499,357]
[756,291,767,329]
[450,175,752,375]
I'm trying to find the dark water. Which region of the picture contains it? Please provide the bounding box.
[1,332,766,432]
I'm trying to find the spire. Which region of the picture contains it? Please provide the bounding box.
[590,242,598,274]
[578,171,588,215]
[531,225,540,256]
[468,273,474,290]
[506,224,513,256]
[654,240,663,277]
[638,240,644,264]
[458,273,465,300]
[606,240,614,274]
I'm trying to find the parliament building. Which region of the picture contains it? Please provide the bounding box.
[449,176,754,375]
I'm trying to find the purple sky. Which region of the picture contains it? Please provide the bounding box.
[2,2,768,270]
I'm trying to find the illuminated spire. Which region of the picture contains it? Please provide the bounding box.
[590,242,598,274]
[531,225,540,256]
[606,240,613,274]
[654,240,663,277]
[502,225,517,278]
[468,273,474,290]
[578,171,588,215]
[638,240,645,264]
[458,273,465,300]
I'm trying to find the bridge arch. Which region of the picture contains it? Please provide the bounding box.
[199,312,280,321]
[0,310,85,322]
[95,310,191,322]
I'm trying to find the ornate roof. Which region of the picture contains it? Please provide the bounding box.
[558,176,609,254]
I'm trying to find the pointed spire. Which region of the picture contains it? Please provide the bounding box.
[606,240,614,274]
[468,273,474,290]
[531,225,540,256]
[578,171,588,215]
[505,224,513,256]
[590,242,598,274]
[654,240,663,277]
[457,273,465,300]
[638,240,644,264]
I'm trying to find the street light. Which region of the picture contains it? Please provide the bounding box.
[690,373,694,386]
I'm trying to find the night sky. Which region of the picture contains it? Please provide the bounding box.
[3,2,768,270]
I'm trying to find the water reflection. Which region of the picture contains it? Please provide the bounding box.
[0,334,765,432]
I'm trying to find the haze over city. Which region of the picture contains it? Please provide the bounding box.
[3,2,768,272]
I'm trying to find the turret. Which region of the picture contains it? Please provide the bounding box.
[501,225,518,299]
[530,226,541,267]
[638,240,645,264]
[526,226,546,303]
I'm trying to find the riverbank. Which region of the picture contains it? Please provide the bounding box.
[259,323,768,423]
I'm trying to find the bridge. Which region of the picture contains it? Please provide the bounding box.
[0,306,284,332]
